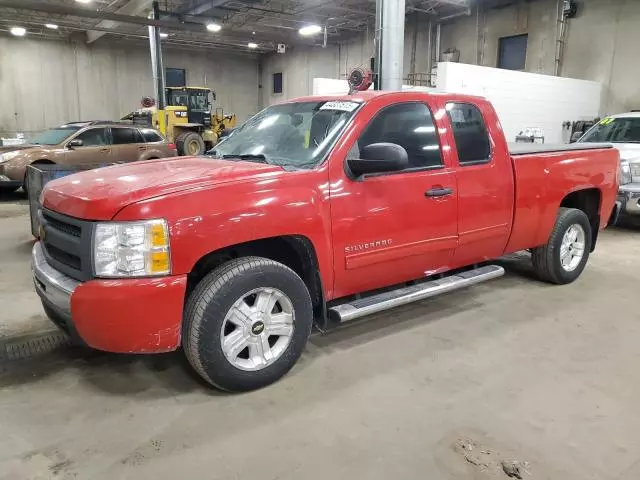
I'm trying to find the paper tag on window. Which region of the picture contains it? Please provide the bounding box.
[320,101,359,112]
[449,109,465,123]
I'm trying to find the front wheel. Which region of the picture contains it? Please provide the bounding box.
[183,257,313,391]
[175,132,205,156]
[531,207,592,284]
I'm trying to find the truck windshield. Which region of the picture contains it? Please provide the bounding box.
[210,100,361,168]
[28,127,81,145]
[580,117,640,143]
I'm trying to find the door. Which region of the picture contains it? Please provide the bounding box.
[65,127,112,165]
[329,101,458,298]
[443,101,514,267]
[111,127,146,162]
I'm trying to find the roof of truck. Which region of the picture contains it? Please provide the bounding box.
[606,112,640,119]
[283,90,488,105]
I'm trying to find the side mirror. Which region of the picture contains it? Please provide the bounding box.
[347,142,409,177]
[67,139,83,148]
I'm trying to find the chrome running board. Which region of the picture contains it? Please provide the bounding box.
[328,265,505,323]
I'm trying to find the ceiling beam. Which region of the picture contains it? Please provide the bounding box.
[87,0,153,44]
[182,0,230,16]
[0,0,301,46]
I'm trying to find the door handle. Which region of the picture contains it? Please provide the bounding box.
[99,148,110,153]
[425,187,453,197]
[138,146,147,150]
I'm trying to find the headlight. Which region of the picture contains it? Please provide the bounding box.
[620,161,632,185]
[93,219,170,277]
[0,151,21,164]
[630,162,640,182]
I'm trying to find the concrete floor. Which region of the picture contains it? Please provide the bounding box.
[1,192,640,480]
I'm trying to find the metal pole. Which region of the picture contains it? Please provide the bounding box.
[435,23,441,66]
[149,1,166,109]
[373,0,383,90]
[554,0,567,76]
[380,0,405,90]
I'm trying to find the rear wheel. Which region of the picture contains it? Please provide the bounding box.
[175,132,205,156]
[183,257,313,391]
[531,207,592,284]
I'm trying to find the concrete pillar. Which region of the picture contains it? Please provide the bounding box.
[379,0,405,90]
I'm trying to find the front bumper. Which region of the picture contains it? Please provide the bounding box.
[32,241,80,333]
[618,183,640,215]
[32,242,188,353]
[0,176,22,189]
[0,165,22,188]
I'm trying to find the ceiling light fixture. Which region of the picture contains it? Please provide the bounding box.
[299,24,322,36]
[75,0,92,3]
[10,26,26,37]
[160,32,169,38]
[45,23,58,30]
[248,42,258,49]
[206,22,221,32]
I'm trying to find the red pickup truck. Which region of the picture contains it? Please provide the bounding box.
[33,91,619,391]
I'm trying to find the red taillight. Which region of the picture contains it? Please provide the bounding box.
[168,143,177,151]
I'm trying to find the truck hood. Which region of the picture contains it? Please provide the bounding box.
[0,144,37,154]
[42,157,283,220]
[613,144,640,162]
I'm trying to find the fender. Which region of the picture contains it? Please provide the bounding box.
[114,166,336,299]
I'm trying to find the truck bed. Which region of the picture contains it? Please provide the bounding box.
[505,143,619,255]
[508,143,613,155]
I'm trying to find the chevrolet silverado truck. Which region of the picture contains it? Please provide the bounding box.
[576,112,640,217]
[33,91,619,391]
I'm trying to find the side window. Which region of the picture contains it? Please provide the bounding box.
[357,102,442,169]
[73,128,108,147]
[112,128,143,144]
[446,103,491,165]
[141,129,164,142]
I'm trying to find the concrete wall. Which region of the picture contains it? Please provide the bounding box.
[0,36,259,136]
[261,45,339,107]
[260,13,434,105]
[262,0,640,115]
[440,0,640,114]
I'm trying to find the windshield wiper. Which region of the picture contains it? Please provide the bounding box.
[222,154,269,164]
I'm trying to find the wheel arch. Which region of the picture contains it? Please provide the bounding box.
[559,187,601,251]
[186,235,326,324]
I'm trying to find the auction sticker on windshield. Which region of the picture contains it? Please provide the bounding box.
[320,101,360,112]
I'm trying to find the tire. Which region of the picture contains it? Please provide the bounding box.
[0,185,19,194]
[183,257,313,391]
[175,132,205,156]
[531,207,592,284]
[22,172,29,197]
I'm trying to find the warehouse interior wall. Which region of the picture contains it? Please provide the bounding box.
[0,36,259,136]
[261,13,434,106]
[263,0,640,114]
[3,0,639,135]
[439,0,640,114]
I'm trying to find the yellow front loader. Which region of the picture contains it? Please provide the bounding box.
[124,87,236,156]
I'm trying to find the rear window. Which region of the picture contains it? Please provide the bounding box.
[140,129,164,143]
[446,103,491,165]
